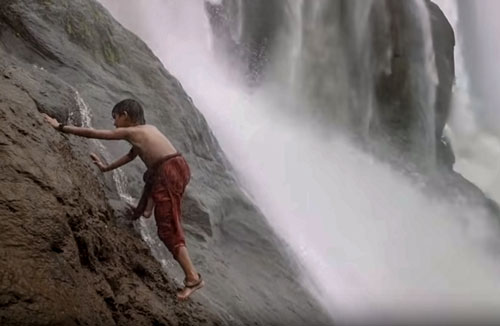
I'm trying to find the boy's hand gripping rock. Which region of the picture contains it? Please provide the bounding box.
[42,113,60,129]
[90,153,107,172]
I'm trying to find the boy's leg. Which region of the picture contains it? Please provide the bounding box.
[154,156,202,300]
[154,196,204,300]
[142,196,154,218]
[175,245,198,281]
[175,246,204,300]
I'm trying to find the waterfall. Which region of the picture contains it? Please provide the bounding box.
[98,0,500,323]
[436,0,500,204]
[413,0,439,165]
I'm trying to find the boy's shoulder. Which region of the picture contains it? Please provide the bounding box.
[129,124,162,136]
[125,124,153,130]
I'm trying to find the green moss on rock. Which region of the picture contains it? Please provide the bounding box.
[102,41,120,65]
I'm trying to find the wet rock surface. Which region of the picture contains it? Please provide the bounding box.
[0,0,332,325]
[0,74,222,325]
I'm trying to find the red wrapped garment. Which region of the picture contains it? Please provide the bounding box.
[135,153,191,258]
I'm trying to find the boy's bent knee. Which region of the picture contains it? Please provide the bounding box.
[172,243,186,260]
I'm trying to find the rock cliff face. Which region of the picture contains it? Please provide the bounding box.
[372,0,455,166]
[0,0,331,325]
[0,73,220,325]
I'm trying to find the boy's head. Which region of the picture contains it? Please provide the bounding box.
[112,99,146,126]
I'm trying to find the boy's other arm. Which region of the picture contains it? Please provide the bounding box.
[90,150,138,172]
[43,114,129,140]
[64,125,130,140]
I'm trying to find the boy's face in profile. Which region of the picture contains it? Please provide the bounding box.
[112,112,131,128]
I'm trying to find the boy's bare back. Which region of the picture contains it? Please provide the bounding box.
[126,125,177,168]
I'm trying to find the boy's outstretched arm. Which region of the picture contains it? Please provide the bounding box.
[43,114,129,140]
[90,151,137,172]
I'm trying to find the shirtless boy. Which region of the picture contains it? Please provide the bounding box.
[43,99,204,300]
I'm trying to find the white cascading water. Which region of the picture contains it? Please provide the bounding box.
[72,90,134,204]
[414,0,438,164]
[99,0,500,323]
[437,0,500,205]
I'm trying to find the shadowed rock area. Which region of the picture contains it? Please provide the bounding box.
[0,0,332,325]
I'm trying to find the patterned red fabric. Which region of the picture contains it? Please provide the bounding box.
[150,155,191,258]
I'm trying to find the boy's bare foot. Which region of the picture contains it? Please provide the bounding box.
[177,274,204,301]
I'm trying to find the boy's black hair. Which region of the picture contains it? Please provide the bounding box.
[112,99,146,125]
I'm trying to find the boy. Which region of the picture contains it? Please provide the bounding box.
[43,99,204,300]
